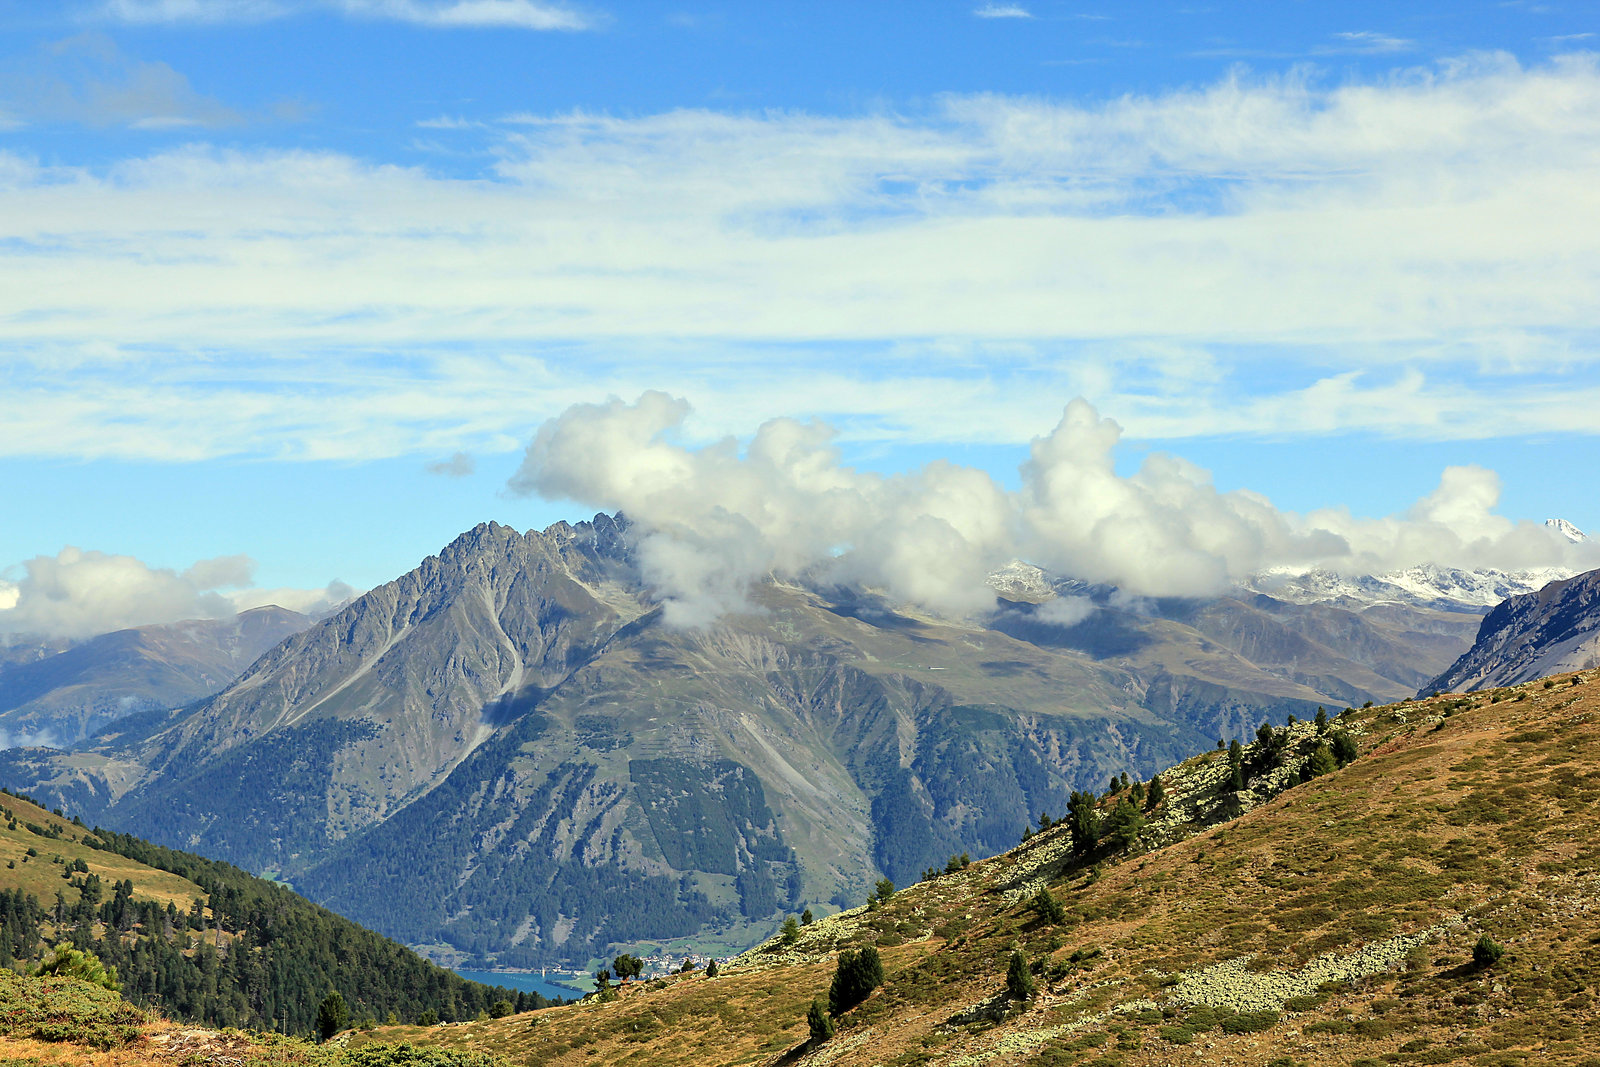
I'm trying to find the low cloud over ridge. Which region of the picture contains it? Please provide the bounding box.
[511,393,1600,626]
[0,547,354,638]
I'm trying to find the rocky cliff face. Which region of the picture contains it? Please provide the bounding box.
[1423,567,1600,692]
[0,514,1493,967]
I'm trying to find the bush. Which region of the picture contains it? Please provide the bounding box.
[343,1043,510,1067]
[488,1000,513,1019]
[33,946,119,992]
[1218,1010,1279,1034]
[1473,933,1505,969]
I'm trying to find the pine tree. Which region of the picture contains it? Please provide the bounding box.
[1006,950,1035,1000]
[315,991,347,1042]
[807,997,835,1044]
[828,945,884,1015]
[800,908,814,926]
[780,917,800,945]
[1067,790,1101,854]
[1030,888,1066,925]
[1146,775,1165,810]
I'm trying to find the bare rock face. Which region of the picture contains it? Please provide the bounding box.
[0,513,1496,968]
[1424,568,1600,693]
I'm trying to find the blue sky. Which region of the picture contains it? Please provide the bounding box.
[2,0,1599,633]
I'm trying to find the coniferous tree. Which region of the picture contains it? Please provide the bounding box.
[1006,950,1035,1000]
[828,945,883,1015]
[1228,739,1245,790]
[807,997,835,1045]
[315,991,348,1042]
[780,917,800,945]
[1067,790,1101,855]
[1102,797,1145,852]
[800,908,814,926]
[1030,888,1066,925]
[1146,775,1165,810]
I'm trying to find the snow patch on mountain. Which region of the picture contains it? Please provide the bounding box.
[1547,518,1589,544]
[1241,563,1573,610]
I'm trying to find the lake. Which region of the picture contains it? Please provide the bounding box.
[451,968,591,1003]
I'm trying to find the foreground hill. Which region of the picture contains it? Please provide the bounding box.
[356,672,1600,1066]
[0,607,314,746]
[0,790,547,1035]
[0,517,1488,968]
[1426,566,1600,693]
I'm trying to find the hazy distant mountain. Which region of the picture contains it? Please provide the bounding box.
[1424,567,1600,693]
[0,515,1493,968]
[0,606,313,746]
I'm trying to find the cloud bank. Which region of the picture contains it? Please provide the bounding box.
[511,393,1600,624]
[3,53,1599,461]
[0,547,354,638]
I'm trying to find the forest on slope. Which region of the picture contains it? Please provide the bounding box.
[0,790,552,1036]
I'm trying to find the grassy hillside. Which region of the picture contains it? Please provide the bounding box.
[342,671,1600,1066]
[0,791,553,1037]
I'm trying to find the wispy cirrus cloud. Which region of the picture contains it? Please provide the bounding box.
[974,4,1033,19]
[90,0,600,29]
[1316,30,1414,55]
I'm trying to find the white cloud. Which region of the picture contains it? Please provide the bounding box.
[1317,31,1414,55]
[0,55,1599,459]
[0,547,353,638]
[509,393,1600,623]
[337,0,595,30]
[974,4,1033,18]
[92,0,288,23]
[92,0,597,28]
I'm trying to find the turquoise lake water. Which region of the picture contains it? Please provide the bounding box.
[451,968,590,1003]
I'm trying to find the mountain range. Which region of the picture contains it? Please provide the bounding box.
[0,607,313,748]
[0,514,1581,969]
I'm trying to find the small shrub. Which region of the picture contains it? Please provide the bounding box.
[343,1044,510,1067]
[1158,1025,1195,1044]
[1473,933,1506,969]
[1219,1010,1279,1034]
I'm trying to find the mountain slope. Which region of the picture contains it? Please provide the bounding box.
[0,607,313,746]
[0,515,1490,968]
[1425,566,1600,693]
[366,674,1600,1066]
[0,788,551,1034]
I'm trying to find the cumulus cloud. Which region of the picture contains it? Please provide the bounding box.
[228,579,357,616]
[0,547,354,638]
[510,393,1600,624]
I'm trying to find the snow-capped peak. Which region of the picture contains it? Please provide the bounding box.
[1546,518,1589,543]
